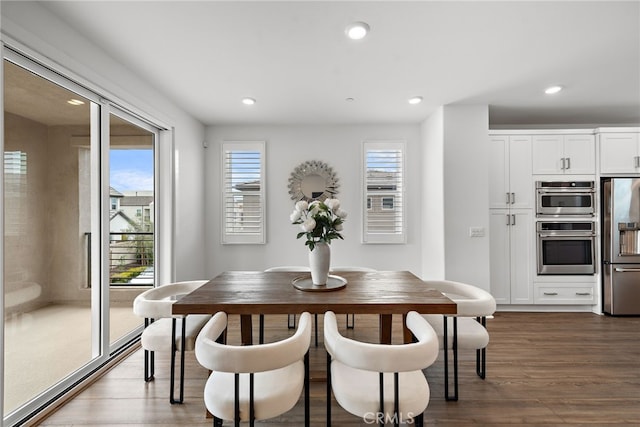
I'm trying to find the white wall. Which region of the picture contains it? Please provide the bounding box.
[205,124,424,276]
[421,107,445,280]
[1,1,207,282]
[442,105,491,290]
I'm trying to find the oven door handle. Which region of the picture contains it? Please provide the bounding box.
[538,233,596,238]
[614,267,640,273]
[536,189,594,194]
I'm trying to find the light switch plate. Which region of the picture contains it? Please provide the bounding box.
[469,226,485,237]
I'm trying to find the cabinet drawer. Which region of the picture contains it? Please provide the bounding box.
[534,284,595,304]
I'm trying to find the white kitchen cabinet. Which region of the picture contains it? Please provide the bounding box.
[532,134,595,175]
[490,209,534,304]
[599,132,640,174]
[489,136,532,209]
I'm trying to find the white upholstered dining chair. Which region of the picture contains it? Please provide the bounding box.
[132,280,210,404]
[195,311,312,427]
[324,310,439,427]
[422,280,496,401]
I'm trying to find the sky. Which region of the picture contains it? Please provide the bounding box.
[110,149,153,192]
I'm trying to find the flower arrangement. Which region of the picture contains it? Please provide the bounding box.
[290,198,347,251]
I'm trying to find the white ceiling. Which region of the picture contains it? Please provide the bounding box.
[40,1,640,127]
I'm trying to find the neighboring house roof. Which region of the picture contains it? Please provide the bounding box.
[367,170,398,191]
[234,180,261,191]
[110,187,124,198]
[110,210,139,231]
[120,196,154,206]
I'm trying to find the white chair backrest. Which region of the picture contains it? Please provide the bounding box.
[264,266,310,272]
[324,311,438,372]
[424,280,496,317]
[133,280,208,319]
[196,312,312,374]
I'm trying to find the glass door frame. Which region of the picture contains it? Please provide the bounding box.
[1,43,171,426]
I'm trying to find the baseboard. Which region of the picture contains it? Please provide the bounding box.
[496,304,598,313]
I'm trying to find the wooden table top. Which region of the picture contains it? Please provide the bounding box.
[172,270,457,316]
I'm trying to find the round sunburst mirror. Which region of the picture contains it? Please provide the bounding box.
[288,160,339,202]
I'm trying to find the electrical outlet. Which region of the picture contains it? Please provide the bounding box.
[469,226,485,237]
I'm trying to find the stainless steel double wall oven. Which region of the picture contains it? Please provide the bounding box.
[536,181,597,275]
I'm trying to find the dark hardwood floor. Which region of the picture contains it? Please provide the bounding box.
[36,312,640,426]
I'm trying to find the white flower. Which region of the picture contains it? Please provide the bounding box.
[291,198,346,250]
[308,201,321,215]
[290,209,301,222]
[324,198,340,210]
[335,208,348,219]
[300,218,316,232]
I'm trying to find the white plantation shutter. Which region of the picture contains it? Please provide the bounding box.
[222,141,265,244]
[363,141,405,244]
[4,151,28,236]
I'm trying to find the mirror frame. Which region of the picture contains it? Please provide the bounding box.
[288,160,339,202]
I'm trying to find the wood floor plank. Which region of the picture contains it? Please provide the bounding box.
[36,312,640,426]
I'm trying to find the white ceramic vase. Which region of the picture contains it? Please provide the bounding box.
[309,242,331,285]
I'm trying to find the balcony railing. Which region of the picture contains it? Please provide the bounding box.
[110,231,154,286]
[85,232,154,287]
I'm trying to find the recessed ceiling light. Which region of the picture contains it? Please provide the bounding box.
[345,97,355,102]
[408,96,423,105]
[242,97,256,105]
[67,99,85,106]
[345,22,370,40]
[544,86,563,95]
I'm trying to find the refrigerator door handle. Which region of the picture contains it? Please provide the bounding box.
[614,267,640,272]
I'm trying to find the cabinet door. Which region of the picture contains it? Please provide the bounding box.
[488,137,509,208]
[508,136,532,208]
[489,210,511,304]
[563,135,595,174]
[509,210,534,304]
[600,133,639,174]
[532,135,564,174]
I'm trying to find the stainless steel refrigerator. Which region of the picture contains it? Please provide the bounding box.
[602,178,640,315]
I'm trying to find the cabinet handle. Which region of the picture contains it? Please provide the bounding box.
[566,157,571,170]
[635,156,639,169]
[543,292,558,296]
[561,158,566,170]
[510,192,515,204]
[511,214,516,226]
[575,292,591,296]
[506,192,510,204]
[506,214,510,226]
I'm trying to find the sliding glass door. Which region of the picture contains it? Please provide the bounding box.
[108,112,156,348]
[3,58,100,417]
[2,51,159,425]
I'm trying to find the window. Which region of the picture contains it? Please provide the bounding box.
[382,196,395,210]
[4,151,27,174]
[363,141,405,243]
[222,141,265,244]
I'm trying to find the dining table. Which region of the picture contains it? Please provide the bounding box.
[171,270,457,345]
